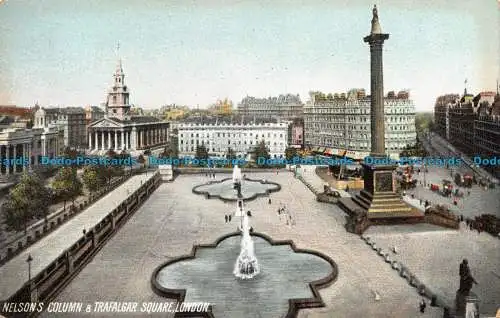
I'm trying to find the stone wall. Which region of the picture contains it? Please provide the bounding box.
[0,172,162,318]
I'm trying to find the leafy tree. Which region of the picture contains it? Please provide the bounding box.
[195,145,209,160]
[225,147,236,160]
[105,149,123,177]
[63,147,80,167]
[137,154,146,168]
[82,166,102,193]
[2,196,26,233]
[51,167,83,210]
[285,147,298,161]
[224,147,237,167]
[106,149,117,158]
[253,140,270,166]
[2,173,51,233]
[159,142,178,159]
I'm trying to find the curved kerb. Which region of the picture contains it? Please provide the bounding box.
[191,178,282,202]
[151,232,338,318]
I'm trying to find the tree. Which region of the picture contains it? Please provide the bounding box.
[51,167,83,210]
[225,147,236,160]
[159,142,178,159]
[195,145,209,160]
[225,147,237,167]
[285,147,298,161]
[137,154,146,168]
[82,166,102,193]
[253,140,270,166]
[2,173,51,233]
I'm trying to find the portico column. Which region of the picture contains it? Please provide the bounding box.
[101,131,105,150]
[114,131,118,151]
[13,144,17,174]
[124,131,129,150]
[94,131,98,150]
[108,132,112,150]
[138,130,142,149]
[121,130,125,150]
[27,143,33,171]
[131,127,137,151]
[22,144,26,171]
[88,133,92,150]
[0,145,3,175]
[6,146,11,175]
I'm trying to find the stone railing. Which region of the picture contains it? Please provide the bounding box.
[0,172,140,266]
[296,175,320,195]
[360,235,446,312]
[0,172,162,318]
[175,167,283,174]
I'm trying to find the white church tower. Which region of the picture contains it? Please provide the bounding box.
[106,45,131,120]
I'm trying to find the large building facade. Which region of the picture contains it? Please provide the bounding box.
[304,89,416,159]
[177,120,288,159]
[237,94,303,121]
[434,91,500,176]
[0,127,63,182]
[87,59,169,154]
[34,107,87,149]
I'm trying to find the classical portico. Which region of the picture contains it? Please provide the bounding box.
[88,120,169,152]
[0,127,61,181]
[87,54,169,154]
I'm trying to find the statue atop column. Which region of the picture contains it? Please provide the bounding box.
[370,4,383,34]
[458,259,477,295]
[372,5,378,22]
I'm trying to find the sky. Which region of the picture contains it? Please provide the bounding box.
[0,0,499,112]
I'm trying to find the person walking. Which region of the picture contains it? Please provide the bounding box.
[419,299,426,313]
[268,198,272,204]
[225,215,228,223]
[228,215,232,222]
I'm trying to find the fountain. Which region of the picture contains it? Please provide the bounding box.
[232,166,260,279]
[152,165,338,317]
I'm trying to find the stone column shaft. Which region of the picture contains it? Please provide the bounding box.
[364,33,389,157]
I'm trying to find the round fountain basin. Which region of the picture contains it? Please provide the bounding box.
[152,233,337,318]
[192,178,280,201]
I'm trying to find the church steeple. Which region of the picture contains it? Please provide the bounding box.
[106,43,131,120]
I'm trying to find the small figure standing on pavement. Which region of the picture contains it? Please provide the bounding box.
[419,299,426,313]
[228,215,232,222]
[268,198,272,204]
[224,215,228,223]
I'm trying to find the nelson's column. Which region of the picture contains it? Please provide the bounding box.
[339,5,423,233]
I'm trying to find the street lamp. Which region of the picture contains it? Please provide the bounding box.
[26,254,33,282]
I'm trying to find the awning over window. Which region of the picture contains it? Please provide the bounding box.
[324,148,333,155]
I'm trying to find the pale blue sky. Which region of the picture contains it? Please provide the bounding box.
[0,0,498,111]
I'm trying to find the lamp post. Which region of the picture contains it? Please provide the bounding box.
[26,254,33,282]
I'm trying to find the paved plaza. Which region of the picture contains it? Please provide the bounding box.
[406,165,500,219]
[365,224,500,315]
[0,173,155,301]
[45,172,446,318]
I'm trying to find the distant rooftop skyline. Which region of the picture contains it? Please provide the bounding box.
[0,0,498,112]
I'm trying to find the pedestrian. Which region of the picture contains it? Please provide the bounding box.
[419,199,422,206]
[419,299,426,313]
[268,198,271,204]
[228,215,232,222]
[467,190,470,196]
[225,215,228,223]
